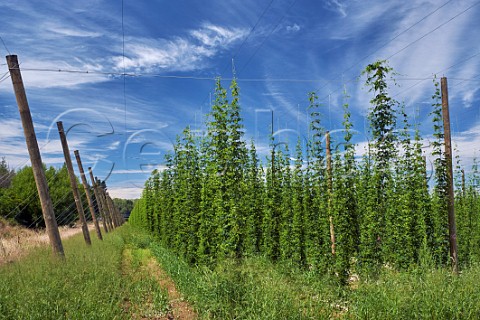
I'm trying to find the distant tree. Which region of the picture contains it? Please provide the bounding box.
[3,164,76,227]
[112,198,135,218]
[0,157,15,189]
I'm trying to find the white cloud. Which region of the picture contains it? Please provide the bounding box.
[108,186,143,199]
[286,23,301,33]
[0,119,23,139]
[324,0,347,18]
[112,23,247,72]
[43,22,102,38]
[191,23,246,47]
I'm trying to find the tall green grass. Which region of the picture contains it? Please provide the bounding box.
[147,227,480,319]
[4,225,480,319]
[350,266,480,319]
[0,226,169,319]
[0,231,126,319]
[149,242,346,319]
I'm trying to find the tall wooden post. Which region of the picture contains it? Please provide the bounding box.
[110,194,123,226]
[105,193,118,228]
[57,121,91,245]
[271,110,275,186]
[109,194,121,226]
[326,131,335,255]
[74,150,103,241]
[6,55,64,257]
[100,186,115,230]
[102,189,115,229]
[88,167,109,233]
[441,77,458,274]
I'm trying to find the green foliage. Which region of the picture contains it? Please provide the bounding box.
[112,198,135,218]
[130,61,479,280]
[0,164,80,227]
[0,157,15,189]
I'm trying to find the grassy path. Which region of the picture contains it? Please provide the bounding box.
[122,246,197,319]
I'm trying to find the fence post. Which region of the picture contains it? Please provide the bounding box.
[74,150,103,241]
[441,76,458,274]
[88,167,109,233]
[6,55,64,257]
[57,121,91,245]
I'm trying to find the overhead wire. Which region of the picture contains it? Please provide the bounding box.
[319,0,480,102]
[393,50,480,99]
[219,0,276,77]
[239,0,298,75]
[0,35,11,55]
[14,66,436,83]
[341,0,454,76]
[0,71,10,85]
[195,0,277,128]
[386,1,480,60]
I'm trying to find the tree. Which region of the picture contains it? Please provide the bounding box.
[0,157,15,189]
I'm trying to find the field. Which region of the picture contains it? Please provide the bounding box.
[2,224,480,319]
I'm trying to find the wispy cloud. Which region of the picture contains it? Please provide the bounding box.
[112,23,248,72]
[43,21,102,38]
[324,0,347,18]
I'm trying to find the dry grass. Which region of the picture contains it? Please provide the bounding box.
[0,220,89,265]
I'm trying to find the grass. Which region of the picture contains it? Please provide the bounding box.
[149,243,345,319]
[0,229,126,319]
[350,266,480,319]
[122,246,170,318]
[0,225,169,320]
[3,224,480,319]
[146,229,480,319]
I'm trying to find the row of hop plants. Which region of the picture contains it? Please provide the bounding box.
[129,61,480,282]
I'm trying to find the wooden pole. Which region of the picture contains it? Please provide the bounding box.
[6,55,64,257]
[74,150,103,241]
[441,76,458,274]
[111,194,123,226]
[57,121,91,245]
[109,194,122,226]
[100,186,115,230]
[271,110,274,186]
[326,131,335,255]
[105,191,118,228]
[88,167,109,233]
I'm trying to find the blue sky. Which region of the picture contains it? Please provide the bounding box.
[0,0,479,199]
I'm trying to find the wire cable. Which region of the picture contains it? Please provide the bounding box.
[341,0,454,75]
[0,35,11,55]
[239,0,298,75]
[319,1,479,102]
[220,0,276,76]
[387,1,480,60]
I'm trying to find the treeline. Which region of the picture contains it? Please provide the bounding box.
[129,61,480,280]
[0,160,106,228]
[113,198,135,218]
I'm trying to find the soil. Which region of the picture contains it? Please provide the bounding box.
[145,258,197,320]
